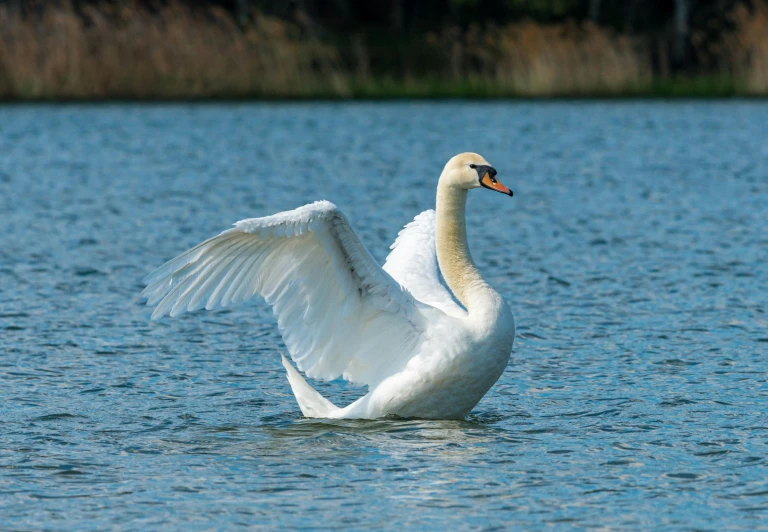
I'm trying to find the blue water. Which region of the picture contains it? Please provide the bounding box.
[1,102,767,529]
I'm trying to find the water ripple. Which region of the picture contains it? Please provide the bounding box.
[0,101,767,529]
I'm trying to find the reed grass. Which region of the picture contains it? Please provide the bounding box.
[424,21,651,96]
[0,2,347,99]
[0,1,765,100]
[721,2,768,94]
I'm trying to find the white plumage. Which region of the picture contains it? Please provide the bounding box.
[143,153,516,419]
[383,210,466,318]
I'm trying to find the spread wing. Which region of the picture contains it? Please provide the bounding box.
[142,201,426,387]
[383,210,466,318]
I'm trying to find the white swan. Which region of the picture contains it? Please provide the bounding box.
[142,153,515,419]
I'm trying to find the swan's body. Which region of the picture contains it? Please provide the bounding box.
[142,153,515,419]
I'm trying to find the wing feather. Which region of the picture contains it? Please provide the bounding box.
[142,201,428,387]
[383,210,466,318]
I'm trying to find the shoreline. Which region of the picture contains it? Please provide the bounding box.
[0,79,762,103]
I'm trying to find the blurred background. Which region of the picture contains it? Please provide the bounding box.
[0,0,766,99]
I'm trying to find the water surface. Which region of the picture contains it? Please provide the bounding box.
[1,102,767,529]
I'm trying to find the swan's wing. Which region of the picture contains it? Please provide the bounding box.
[142,201,425,387]
[383,210,466,318]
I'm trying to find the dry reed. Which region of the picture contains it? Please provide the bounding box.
[720,1,768,93]
[0,2,347,99]
[0,1,765,99]
[427,21,651,96]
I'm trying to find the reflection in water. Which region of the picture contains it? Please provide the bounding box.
[0,102,767,528]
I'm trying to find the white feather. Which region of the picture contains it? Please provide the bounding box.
[142,153,517,420]
[142,201,425,388]
[383,210,467,319]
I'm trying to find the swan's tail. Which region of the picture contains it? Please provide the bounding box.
[281,355,341,418]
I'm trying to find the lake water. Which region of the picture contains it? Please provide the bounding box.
[1,101,767,529]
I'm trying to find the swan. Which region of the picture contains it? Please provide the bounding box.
[142,152,515,419]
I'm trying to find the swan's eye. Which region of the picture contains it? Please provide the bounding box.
[469,164,477,169]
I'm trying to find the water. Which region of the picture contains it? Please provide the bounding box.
[1,101,767,529]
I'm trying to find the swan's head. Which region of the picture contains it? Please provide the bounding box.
[440,152,513,196]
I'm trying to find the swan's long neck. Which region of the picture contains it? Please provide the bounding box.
[435,182,493,313]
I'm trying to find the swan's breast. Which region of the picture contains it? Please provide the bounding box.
[370,308,515,419]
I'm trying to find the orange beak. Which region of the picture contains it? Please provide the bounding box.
[480,172,513,196]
